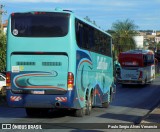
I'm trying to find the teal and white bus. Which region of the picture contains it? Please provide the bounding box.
[6,8,116,117]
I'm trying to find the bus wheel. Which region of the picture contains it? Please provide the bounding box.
[74,108,85,117]
[102,101,109,108]
[110,91,113,103]
[102,91,111,108]
[85,94,92,115]
[145,78,147,84]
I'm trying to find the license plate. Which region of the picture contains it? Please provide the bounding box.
[126,74,133,78]
[32,91,45,94]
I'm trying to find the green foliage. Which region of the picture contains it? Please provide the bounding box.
[0,30,6,72]
[157,43,160,46]
[111,19,138,56]
[84,16,97,26]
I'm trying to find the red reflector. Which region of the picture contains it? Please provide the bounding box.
[68,72,74,90]
[11,13,14,16]
[139,71,143,79]
[34,12,39,15]
[34,12,46,15]
[68,80,73,84]
[6,72,11,87]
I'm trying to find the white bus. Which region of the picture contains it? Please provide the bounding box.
[118,50,155,84]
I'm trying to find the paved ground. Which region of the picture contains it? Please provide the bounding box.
[141,74,160,124]
[140,67,160,124]
[141,105,160,123]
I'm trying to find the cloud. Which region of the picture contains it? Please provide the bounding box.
[2,0,136,7]
[2,0,65,3]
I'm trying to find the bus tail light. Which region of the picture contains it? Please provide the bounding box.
[68,72,74,90]
[6,72,11,87]
[138,71,143,79]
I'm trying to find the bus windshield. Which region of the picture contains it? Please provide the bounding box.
[11,12,70,37]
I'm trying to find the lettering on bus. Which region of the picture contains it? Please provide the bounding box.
[97,56,108,70]
[123,61,138,66]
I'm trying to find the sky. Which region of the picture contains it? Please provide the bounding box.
[1,0,160,30]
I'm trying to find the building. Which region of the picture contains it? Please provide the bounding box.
[152,30,156,36]
[155,37,160,44]
[2,20,8,33]
[133,36,144,49]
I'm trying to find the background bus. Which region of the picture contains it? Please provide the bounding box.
[118,49,155,84]
[6,8,116,117]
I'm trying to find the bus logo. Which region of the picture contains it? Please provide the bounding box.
[13,29,18,36]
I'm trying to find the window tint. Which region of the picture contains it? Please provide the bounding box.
[11,12,70,37]
[75,19,111,56]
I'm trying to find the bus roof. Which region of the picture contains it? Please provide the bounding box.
[55,8,112,37]
[120,49,154,55]
[10,8,112,38]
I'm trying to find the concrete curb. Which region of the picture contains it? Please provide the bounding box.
[141,105,160,123]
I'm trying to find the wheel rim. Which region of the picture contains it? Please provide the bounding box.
[88,96,92,112]
[85,95,92,115]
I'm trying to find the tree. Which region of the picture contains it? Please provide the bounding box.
[0,30,6,72]
[84,16,97,26]
[111,19,138,56]
[84,16,91,22]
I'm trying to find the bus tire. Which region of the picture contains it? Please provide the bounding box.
[145,77,147,84]
[102,101,109,108]
[110,92,113,103]
[85,94,92,115]
[102,99,110,108]
[102,88,112,108]
[74,108,85,117]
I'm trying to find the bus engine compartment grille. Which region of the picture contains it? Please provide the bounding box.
[16,62,35,66]
[42,62,62,66]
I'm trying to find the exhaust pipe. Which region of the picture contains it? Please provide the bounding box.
[55,102,61,107]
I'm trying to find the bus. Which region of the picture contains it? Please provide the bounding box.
[6,8,116,117]
[118,49,155,84]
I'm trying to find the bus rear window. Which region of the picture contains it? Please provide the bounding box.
[11,12,70,37]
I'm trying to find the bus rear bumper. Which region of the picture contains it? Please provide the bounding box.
[6,89,74,109]
[117,79,144,84]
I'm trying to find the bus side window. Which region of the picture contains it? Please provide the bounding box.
[147,54,154,65]
[76,19,90,50]
[89,28,94,51]
[75,18,111,57]
[143,54,154,66]
[83,25,90,49]
[79,24,83,48]
[75,20,80,46]
[105,35,112,57]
